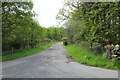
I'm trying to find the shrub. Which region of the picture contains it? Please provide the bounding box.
[92,43,104,54]
[61,37,68,41]
[44,38,51,43]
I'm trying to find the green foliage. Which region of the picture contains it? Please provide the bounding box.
[2,2,41,52]
[61,37,68,41]
[64,44,118,70]
[44,38,51,42]
[57,1,120,46]
[57,1,120,57]
[92,43,104,54]
[2,2,63,55]
[46,27,63,41]
[111,58,119,67]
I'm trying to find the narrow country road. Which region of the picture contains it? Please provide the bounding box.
[2,43,118,78]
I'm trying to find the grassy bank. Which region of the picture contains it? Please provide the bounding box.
[2,42,59,61]
[64,44,118,70]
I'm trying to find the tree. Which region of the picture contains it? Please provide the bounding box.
[57,1,120,47]
[2,2,46,52]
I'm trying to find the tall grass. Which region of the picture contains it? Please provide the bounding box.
[2,42,59,61]
[64,44,118,70]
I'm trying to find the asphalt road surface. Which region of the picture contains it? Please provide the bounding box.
[2,43,118,78]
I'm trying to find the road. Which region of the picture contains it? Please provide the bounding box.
[2,43,118,78]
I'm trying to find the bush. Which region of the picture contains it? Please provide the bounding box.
[111,58,120,69]
[61,37,68,41]
[92,43,104,54]
[79,41,91,48]
[44,38,51,42]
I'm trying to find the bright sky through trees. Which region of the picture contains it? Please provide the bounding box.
[32,0,64,28]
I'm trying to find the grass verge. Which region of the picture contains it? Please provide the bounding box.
[2,42,60,61]
[64,44,119,70]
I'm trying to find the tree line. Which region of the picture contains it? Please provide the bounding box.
[2,1,120,54]
[57,1,120,53]
[2,2,63,53]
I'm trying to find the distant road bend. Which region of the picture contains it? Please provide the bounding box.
[2,43,118,78]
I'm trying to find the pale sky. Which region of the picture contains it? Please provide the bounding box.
[32,0,64,28]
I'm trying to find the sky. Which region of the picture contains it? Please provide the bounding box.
[32,0,64,28]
